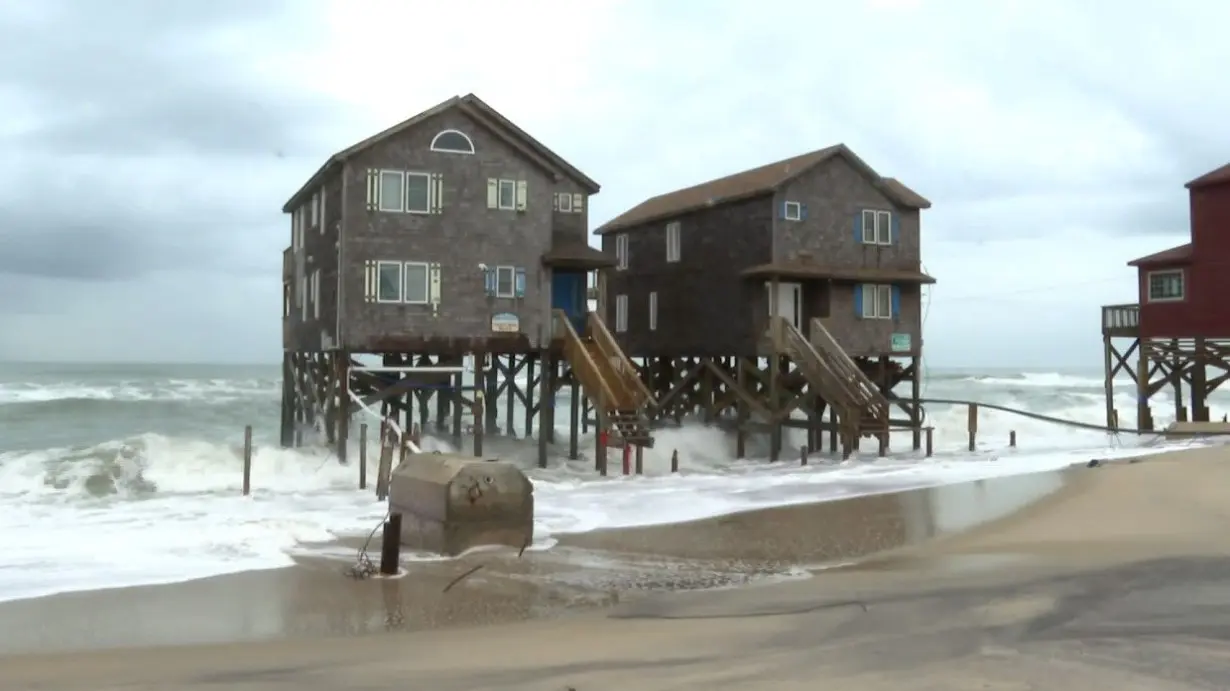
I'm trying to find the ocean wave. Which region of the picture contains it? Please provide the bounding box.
[0,378,278,406]
[959,372,1106,389]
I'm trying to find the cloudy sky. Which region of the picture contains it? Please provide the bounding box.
[1,0,1226,368]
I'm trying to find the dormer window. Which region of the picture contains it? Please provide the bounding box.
[430,129,475,154]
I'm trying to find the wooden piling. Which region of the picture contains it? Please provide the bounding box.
[634,445,643,475]
[358,423,368,490]
[242,425,253,496]
[1009,430,1016,448]
[670,449,679,473]
[925,427,933,457]
[472,392,484,457]
[800,445,808,466]
[375,429,394,501]
[967,403,978,452]
[380,513,402,576]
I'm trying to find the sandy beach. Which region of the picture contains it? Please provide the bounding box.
[6,445,1230,689]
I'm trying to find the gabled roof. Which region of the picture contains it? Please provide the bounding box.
[282,93,600,212]
[594,144,931,235]
[1185,163,1230,190]
[1127,243,1192,267]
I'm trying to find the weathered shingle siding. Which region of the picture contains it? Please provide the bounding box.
[771,156,921,268]
[771,156,925,356]
[338,110,557,351]
[550,178,589,244]
[284,171,343,351]
[601,195,774,356]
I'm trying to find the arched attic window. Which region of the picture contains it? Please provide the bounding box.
[430,129,475,154]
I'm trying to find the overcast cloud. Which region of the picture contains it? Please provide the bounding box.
[1,0,1227,367]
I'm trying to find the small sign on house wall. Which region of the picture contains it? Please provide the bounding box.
[491,312,520,333]
[891,333,912,352]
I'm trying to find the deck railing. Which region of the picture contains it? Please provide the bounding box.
[552,309,619,410]
[1102,303,1140,333]
[587,312,657,409]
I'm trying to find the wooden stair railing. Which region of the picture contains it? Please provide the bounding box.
[807,318,890,417]
[767,317,890,431]
[587,312,657,410]
[552,309,619,411]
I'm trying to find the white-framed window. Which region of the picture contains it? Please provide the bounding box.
[310,192,319,227]
[557,192,573,212]
[495,265,516,298]
[861,284,892,319]
[497,179,516,210]
[310,269,320,319]
[429,129,475,154]
[861,209,893,245]
[784,201,802,221]
[403,262,430,304]
[378,171,405,212]
[665,221,681,263]
[376,261,403,302]
[615,233,629,270]
[615,294,628,332]
[405,173,431,214]
[1147,269,1184,302]
[648,291,658,331]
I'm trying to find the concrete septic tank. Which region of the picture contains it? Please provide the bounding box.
[387,452,534,556]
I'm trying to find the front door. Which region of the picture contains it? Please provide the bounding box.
[552,270,587,334]
[768,281,803,330]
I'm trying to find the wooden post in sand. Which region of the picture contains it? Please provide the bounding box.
[1009,430,1017,448]
[800,445,808,466]
[670,449,679,473]
[242,425,253,496]
[472,394,484,457]
[925,427,934,457]
[635,445,644,475]
[967,403,979,451]
[375,426,395,501]
[358,423,368,490]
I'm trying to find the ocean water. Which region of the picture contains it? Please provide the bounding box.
[0,361,1219,604]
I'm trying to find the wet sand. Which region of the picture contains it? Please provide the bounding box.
[7,446,1230,689]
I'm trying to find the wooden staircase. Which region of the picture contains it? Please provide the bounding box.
[767,316,891,444]
[553,310,656,448]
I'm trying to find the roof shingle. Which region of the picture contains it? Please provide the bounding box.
[595,144,930,234]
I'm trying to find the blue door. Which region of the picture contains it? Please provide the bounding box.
[552,271,587,334]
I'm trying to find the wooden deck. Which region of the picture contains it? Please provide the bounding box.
[1102,303,1140,337]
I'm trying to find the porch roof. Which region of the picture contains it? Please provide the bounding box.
[741,261,936,284]
[541,243,617,269]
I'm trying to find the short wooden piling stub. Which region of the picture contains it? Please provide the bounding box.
[358,423,368,490]
[925,427,934,458]
[967,403,979,452]
[634,445,644,475]
[800,445,808,466]
[1009,429,1017,448]
[380,513,402,576]
[670,449,679,473]
[242,425,253,496]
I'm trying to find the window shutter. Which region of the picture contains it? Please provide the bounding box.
[853,284,864,319]
[891,285,902,320]
[515,180,528,211]
[429,263,442,305]
[891,215,900,244]
[778,201,786,218]
[514,267,527,298]
[800,204,808,220]
[552,193,560,211]
[483,268,496,296]
[431,174,443,214]
[854,211,863,243]
[366,169,378,210]
[486,179,498,209]
[573,193,583,212]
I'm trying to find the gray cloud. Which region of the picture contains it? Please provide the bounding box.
[0,0,344,291]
